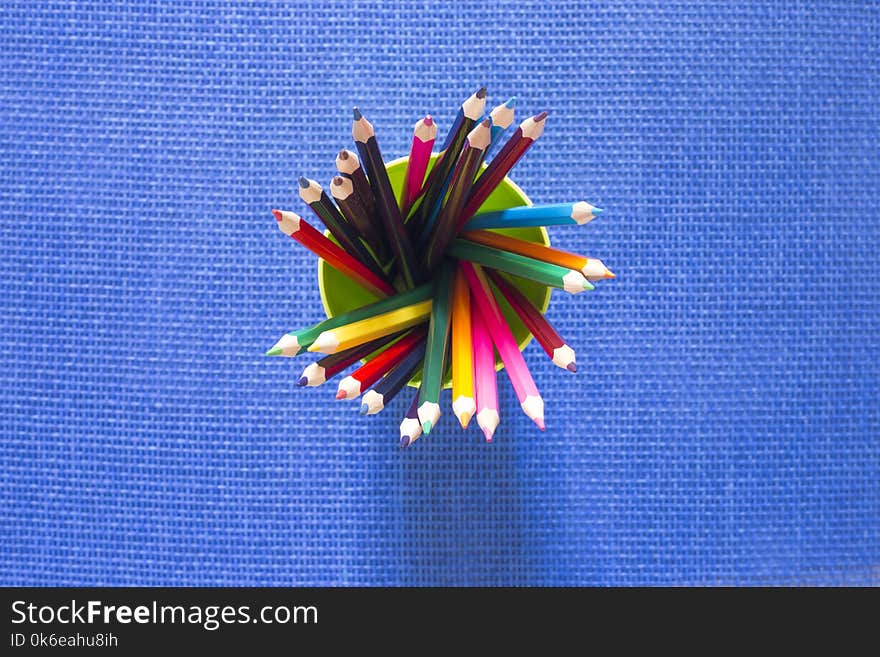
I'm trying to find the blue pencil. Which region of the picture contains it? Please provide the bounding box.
[464,201,603,230]
[360,340,426,416]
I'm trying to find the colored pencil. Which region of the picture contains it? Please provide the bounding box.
[272,209,395,299]
[462,230,614,281]
[487,96,516,153]
[459,111,548,226]
[465,201,603,230]
[308,299,432,354]
[408,87,487,237]
[337,327,426,400]
[461,261,545,430]
[450,268,475,429]
[417,262,455,435]
[298,177,384,275]
[486,269,576,372]
[335,148,375,220]
[360,339,426,415]
[423,118,493,271]
[352,108,418,289]
[448,238,593,294]
[330,175,387,260]
[266,282,432,357]
[399,390,422,449]
[296,333,402,387]
[400,115,437,215]
[471,298,499,442]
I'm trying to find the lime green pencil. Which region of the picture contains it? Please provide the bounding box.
[417,262,455,435]
[266,283,432,357]
[447,239,593,294]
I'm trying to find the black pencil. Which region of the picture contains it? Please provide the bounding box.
[335,148,376,221]
[298,177,384,275]
[352,107,418,289]
[330,175,387,261]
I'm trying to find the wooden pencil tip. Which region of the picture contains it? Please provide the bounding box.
[298,177,309,188]
[424,115,433,126]
[476,86,487,99]
[271,209,282,222]
[335,389,347,400]
[400,435,411,449]
[566,362,578,373]
[535,418,546,431]
[605,269,616,279]
[352,107,362,120]
[533,110,548,122]
[296,376,308,386]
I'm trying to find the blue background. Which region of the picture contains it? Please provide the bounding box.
[1,1,878,586]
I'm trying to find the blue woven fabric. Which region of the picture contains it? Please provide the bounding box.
[1,1,878,586]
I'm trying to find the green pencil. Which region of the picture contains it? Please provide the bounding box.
[417,262,455,435]
[266,283,432,357]
[447,239,594,294]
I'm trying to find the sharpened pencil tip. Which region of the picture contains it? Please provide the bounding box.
[359,403,369,415]
[583,280,595,290]
[265,347,283,356]
[298,177,309,188]
[535,418,546,431]
[566,362,578,373]
[422,420,433,435]
[335,389,347,400]
[400,435,411,449]
[271,209,282,222]
[592,207,603,215]
[476,86,487,99]
[337,149,349,160]
[332,175,343,186]
[605,269,616,279]
[505,96,516,108]
[534,111,548,122]
[352,107,362,120]
[482,427,494,442]
[296,376,308,386]
[424,115,433,126]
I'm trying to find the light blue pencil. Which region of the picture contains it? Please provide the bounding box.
[488,96,516,152]
[464,201,603,230]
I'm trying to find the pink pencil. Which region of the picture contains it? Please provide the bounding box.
[400,115,437,215]
[471,297,499,442]
[460,262,545,430]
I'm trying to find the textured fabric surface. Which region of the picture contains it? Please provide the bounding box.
[1,1,878,586]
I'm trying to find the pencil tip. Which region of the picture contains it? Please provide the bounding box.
[265,347,283,356]
[476,86,487,99]
[592,207,603,215]
[535,418,546,431]
[296,376,308,386]
[481,117,491,128]
[422,420,433,435]
[400,435,411,449]
[352,107,362,120]
[605,269,616,279]
[298,177,309,189]
[332,175,343,186]
[335,389,347,400]
[271,209,282,222]
[583,280,595,290]
[505,96,516,108]
[482,427,494,442]
[424,115,433,126]
[566,362,578,373]
[337,149,349,160]
[359,403,369,415]
[534,111,548,122]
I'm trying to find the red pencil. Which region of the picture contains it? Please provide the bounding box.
[272,209,395,298]
[458,112,548,230]
[335,326,427,400]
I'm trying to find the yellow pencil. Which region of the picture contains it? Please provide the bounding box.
[450,268,475,429]
[308,300,432,354]
[461,229,615,281]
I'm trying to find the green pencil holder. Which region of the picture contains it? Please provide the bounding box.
[318,154,551,387]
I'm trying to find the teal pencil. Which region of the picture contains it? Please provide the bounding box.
[464,202,603,231]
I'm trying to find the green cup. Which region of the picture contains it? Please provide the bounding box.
[318,155,551,387]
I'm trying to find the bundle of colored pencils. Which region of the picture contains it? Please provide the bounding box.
[267,88,613,448]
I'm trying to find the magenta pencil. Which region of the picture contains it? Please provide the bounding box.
[471,297,499,442]
[460,261,545,430]
[401,115,437,215]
